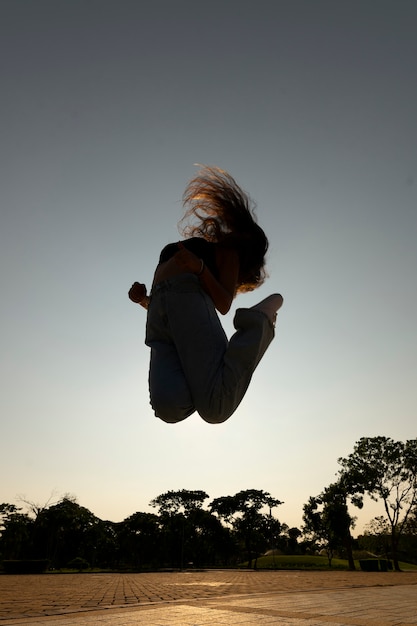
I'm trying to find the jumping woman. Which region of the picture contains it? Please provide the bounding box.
[129,166,283,424]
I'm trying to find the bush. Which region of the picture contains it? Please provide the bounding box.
[67,557,90,571]
[242,555,351,570]
[2,560,49,574]
[358,559,392,572]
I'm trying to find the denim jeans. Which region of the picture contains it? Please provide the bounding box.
[145,274,275,424]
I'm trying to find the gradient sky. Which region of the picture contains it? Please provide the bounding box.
[1,0,416,534]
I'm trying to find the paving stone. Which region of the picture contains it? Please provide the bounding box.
[1,570,417,625]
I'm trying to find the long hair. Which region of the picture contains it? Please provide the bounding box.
[179,165,269,292]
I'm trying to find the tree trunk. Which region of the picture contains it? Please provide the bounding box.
[344,533,356,571]
[326,546,333,567]
[391,530,401,571]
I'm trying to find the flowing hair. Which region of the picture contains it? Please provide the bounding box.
[179,165,269,292]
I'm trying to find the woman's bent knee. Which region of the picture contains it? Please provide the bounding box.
[157,414,189,424]
[152,401,193,424]
[200,414,230,424]
[198,405,233,424]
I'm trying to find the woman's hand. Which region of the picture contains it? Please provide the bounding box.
[128,282,147,304]
[174,243,203,274]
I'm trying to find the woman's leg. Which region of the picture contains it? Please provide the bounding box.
[148,341,195,423]
[195,307,275,423]
[145,285,195,423]
[164,277,279,424]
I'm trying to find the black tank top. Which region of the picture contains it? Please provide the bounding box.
[158,237,218,278]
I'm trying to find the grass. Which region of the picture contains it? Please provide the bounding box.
[240,555,417,571]
[10,556,417,574]
[247,555,350,570]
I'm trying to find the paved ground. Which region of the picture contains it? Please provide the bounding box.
[1,569,417,625]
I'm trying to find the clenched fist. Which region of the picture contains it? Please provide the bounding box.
[128,282,147,304]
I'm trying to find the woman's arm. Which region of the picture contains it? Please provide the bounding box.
[128,282,150,309]
[174,244,239,314]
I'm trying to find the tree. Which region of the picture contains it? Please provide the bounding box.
[323,482,357,570]
[302,482,356,569]
[398,508,417,564]
[150,490,211,569]
[2,488,287,570]
[303,496,335,566]
[287,527,302,553]
[150,490,209,516]
[0,503,33,560]
[33,496,103,568]
[117,512,160,569]
[17,492,59,518]
[210,489,282,524]
[359,516,391,560]
[0,503,20,533]
[183,507,234,567]
[403,507,417,536]
[338,436,417,571]
[210,489,283,567]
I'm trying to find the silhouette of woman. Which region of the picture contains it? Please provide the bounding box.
[129,166,283,424]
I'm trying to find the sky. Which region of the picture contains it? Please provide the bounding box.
[1,0,416,536]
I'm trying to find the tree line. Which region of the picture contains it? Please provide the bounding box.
[1,488,285,570]
[1,436,417,571]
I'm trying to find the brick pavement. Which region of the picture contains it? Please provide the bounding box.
[1,570,417,625]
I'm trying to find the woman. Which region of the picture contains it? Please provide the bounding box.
[129,166,283,424]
